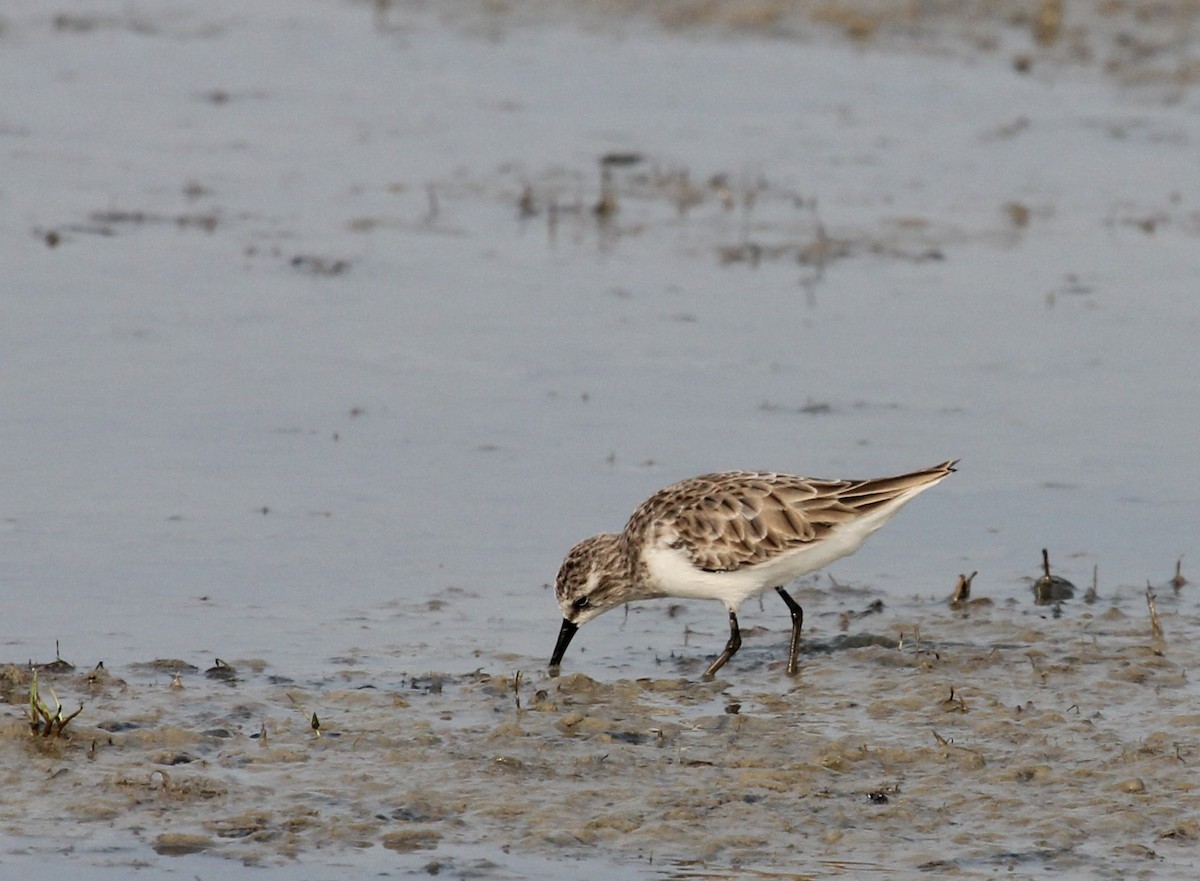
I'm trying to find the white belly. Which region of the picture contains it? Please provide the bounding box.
[643,537,849,614]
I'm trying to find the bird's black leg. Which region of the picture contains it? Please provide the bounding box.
[703,610,742,679]
[775,586,804,676]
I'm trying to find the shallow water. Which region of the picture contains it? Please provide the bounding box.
[3,0,1200,876]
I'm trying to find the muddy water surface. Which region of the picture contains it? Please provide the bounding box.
[4,0,1200,877]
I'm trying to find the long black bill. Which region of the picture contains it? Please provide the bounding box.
[549,618,578,671]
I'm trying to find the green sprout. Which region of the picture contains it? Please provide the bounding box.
[28,670,83,738]
[287,693,322,738]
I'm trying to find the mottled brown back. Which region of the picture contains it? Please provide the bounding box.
[624,463,956,572]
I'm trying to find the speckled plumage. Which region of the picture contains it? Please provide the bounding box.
[550,460,956,678]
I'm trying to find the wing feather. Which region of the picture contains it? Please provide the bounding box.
[626,462,955,572]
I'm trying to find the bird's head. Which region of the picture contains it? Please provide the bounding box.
[549,533,625,670]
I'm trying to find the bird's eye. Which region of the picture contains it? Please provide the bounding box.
[573,596,590,610]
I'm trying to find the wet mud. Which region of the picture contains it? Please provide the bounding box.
[5,575,1199,877]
